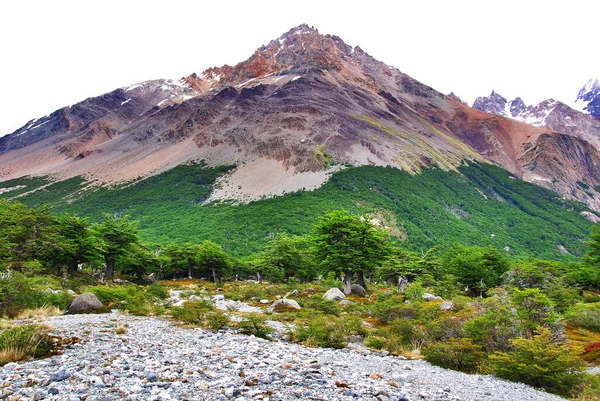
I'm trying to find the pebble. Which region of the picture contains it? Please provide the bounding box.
[0,312,565,401]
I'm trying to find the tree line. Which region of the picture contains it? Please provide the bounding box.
[1,199,600,295]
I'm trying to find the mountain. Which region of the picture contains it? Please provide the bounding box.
[574,78,600,120]
[1,25,600,214]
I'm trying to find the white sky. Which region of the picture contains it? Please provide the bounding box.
[0,0,597,136]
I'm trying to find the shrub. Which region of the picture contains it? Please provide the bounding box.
[582,341,600,363]
[303,297,342,316]
[171,300,214,325]
[204,311,229,331]
[488,328,586,397]
[88,285,163,316]
[146,283,169,299]
[375,301,441,324]
[404,280,425,303]
[0,324,52,365]
[365,331,404,355]
[0,273,73,316]
[293,315,366,349]
[238,314,273,339]
[375,302,420,323]
[422,338,484,373]
[567,303,600,332]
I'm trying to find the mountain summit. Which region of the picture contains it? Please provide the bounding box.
[1,25,600,211]
[574,78,600,120]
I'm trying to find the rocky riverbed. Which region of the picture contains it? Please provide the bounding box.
[0,312,563,401]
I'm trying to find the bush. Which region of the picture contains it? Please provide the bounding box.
[375,301,441,324]
[0,273,73,316]
[422,338,484,373]
[567,303,600,332]
[146,283,169,299]
[404,280,425,303]
[488,328,586,397]
[238,314,273,339]
[303,297,342,316]
[88,285,163,315]
[171,300,214,325]
[205,311,229,331]
[0,324,52,365]
[293,315,366,349]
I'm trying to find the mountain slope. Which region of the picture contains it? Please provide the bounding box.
[1,24,600,212]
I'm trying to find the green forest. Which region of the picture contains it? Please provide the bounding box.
[0,162,595,259]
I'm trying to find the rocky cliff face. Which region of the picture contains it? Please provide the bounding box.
[1,24,600,211]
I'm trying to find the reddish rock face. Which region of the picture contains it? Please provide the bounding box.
[1,24,599,210]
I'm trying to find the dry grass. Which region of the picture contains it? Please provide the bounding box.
[0,348,26,365]
[0,324,51,365]
[16,305,62,320]
[115,325,128,335]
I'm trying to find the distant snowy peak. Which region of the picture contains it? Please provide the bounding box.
[574,79,600,120]
[472,91,561,127]
[472,91,529,119]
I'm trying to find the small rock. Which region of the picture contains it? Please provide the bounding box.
[335,381,349,388]
[50,370,70,382]
[47,388,59,396]
[346,335,363,343]
[259,299,269,304]
[339,299,353,307]
[147,372,158,383]
[32,391,45,400]
[288,290,299,297]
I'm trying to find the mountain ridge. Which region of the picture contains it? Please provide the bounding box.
[1,24,600,212]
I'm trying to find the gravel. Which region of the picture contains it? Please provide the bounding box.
[0,312,564,401]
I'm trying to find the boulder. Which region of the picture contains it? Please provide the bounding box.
[323,288,345,301]
[350,284,366,296]
[67,292,104,314]
[422,293,443,302]
[440,301,455,311]
[267,299,302,312]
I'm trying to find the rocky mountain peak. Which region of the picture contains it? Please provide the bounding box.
[574,78,600,120]
[472,91,508,115]
[508,97,527,117]
[447,92,466,104]
[182,24,357,92]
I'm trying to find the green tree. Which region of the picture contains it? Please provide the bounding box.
[262,233,316,282]
[56,214,101,277]
[582,225,600,289]
[93,215,140,280]
[119,244,158,282]
[0,201,66,272]
[195,240,231,282]
[442,245,509,296]
[311,210,388,294]
[163,242,201,278]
